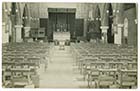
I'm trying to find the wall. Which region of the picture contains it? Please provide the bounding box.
[38,3,77,18]
[2,2,11,43]
[75,19,84,37]
[2,23,9,43]
[124,7,137,46]
[40,18,48,36]
[47,3,77,8]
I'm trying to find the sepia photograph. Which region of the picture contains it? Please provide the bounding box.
[1,1,138,89]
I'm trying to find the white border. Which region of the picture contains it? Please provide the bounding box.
[0,0,139,3]
[0,0,139,91]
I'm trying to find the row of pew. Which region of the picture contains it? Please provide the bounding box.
[2,42,50,88]
[71,42,137,88]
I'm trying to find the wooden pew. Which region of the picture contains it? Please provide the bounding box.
[117,69,137,88]
[97,69,117,88]
[71,43,137,88]
[2,42,50,88]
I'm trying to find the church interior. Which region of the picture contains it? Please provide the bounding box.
[2,2,138,88]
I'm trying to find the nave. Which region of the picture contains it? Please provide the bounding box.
[2,2,138,89]
[2,42,137,88]
[38,45,82,88]
[2,43,86,88]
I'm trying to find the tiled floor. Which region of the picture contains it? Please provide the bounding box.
[38,45,87,88]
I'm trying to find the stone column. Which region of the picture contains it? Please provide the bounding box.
[83,19,88,37]
[100,26,109,43]
[24,27,31,42]
[2,22,9,43]
[113,24,117,44]
[12,28,16,42]
[135,3,138,24]
[24,27,31,37]
[15,25,23,42]
[114,24,123,45]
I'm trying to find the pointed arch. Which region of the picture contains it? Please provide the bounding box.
[9,3,22,25]
[107,3,114,43]
[95,5,101,39]
[95,5,101,18]
[102,3,108,26]
[15,3,22,25]
[22,4,30,27]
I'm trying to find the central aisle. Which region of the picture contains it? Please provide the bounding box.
[38,45,86,88]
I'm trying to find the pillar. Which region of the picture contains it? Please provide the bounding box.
[23,27,31,42]
[12,28,16,42]
[114,24,123,45]
[2,22,9,43]
[24,27,30,37]
[100,26,109,43]
[83,19,88,37]
[15,25,23,42]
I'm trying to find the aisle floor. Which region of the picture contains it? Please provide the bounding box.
[38,45,87,88]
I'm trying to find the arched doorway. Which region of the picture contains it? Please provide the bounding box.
[107,3,114,43]
[123,18,128,44]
